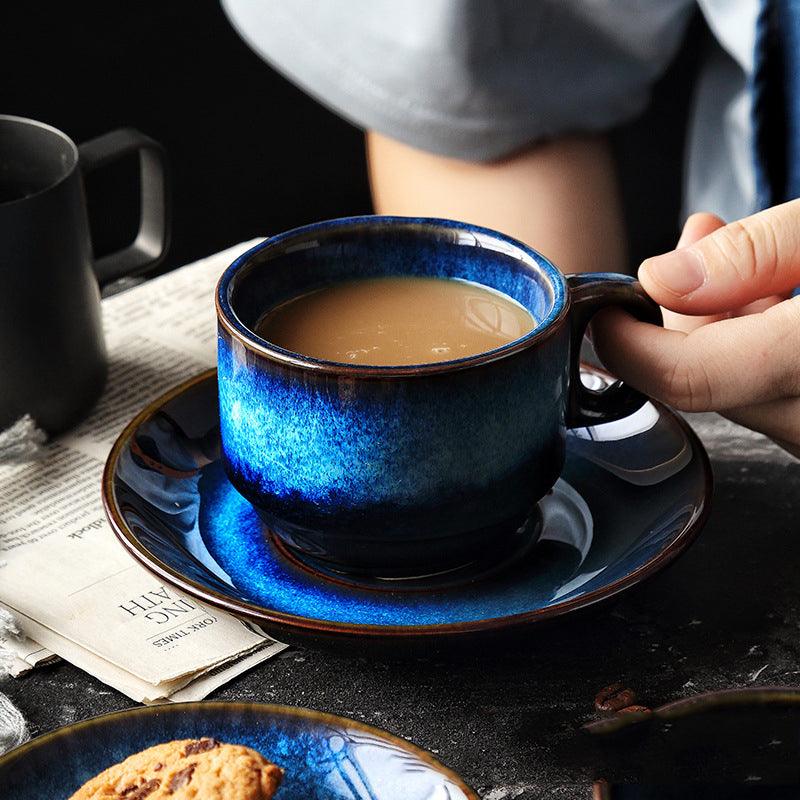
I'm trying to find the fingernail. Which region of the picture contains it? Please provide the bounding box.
[640,247,706,297]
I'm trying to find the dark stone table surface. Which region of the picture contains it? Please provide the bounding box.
[3,412,799,798]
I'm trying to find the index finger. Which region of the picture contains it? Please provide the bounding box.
[639,199,800,316]
[591,297,800,412]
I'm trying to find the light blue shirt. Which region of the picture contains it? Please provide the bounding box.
[222,0,760,225]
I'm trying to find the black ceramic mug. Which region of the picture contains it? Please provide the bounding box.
[0,115,170,434]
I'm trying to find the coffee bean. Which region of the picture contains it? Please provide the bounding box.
[592,779,610,800]
[594,683,638,713]
[617,704,652,715]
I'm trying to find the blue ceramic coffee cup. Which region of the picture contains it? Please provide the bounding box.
[216,217,660,577]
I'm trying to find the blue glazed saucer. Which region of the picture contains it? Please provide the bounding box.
[102,367,711,642]
[0,702,477,799]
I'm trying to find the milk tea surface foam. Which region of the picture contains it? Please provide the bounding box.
[255,275,536,366]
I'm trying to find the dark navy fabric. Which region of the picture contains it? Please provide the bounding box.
[777,0,800,203]
[752,0,800,208]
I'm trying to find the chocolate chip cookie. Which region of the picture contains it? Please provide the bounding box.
[67,737,283,799]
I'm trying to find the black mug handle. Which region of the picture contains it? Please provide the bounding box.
[78,128,170,285]
[566,273,662,428]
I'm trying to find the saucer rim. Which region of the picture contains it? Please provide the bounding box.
[102,367,713,641]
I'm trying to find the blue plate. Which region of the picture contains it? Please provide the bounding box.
[102,368,711,642]
[0,702,477,799]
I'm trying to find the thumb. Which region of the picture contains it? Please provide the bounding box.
[638,199,800,316]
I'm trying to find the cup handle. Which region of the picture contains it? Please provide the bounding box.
[565,273,662,428]
[78,128,171,285]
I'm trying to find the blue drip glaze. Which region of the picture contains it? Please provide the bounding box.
[218,335,563,509]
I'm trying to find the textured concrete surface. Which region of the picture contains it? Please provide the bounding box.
[4,413,800,798]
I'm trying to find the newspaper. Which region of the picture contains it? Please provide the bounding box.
[0,240,288,704]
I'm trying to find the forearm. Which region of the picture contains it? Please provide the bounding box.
[366,130,628,275]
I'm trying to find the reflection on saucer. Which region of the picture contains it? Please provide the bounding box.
[569,372,692,486]
[116,409,233,587]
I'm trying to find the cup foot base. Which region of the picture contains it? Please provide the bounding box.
[265,507,544,592]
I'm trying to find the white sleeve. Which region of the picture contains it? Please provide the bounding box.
[222,0,697,161]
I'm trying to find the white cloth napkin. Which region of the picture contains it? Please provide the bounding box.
[0,607,29,755]
[0,415,47,465]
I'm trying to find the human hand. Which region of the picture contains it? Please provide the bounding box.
[592,198,800,457]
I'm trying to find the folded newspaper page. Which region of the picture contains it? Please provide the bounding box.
[0,240,287,703]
